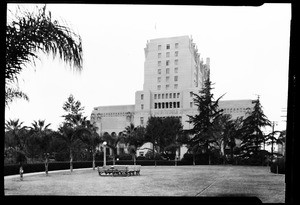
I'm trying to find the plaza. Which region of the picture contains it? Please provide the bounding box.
[4,165,285,203]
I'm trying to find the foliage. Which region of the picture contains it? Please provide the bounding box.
[6,5,83,106]
[145,116,184,156]
[186,77,224,164]
[239,97,271,163]
[62,94,85,127]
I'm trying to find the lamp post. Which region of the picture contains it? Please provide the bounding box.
[103,141,107,166]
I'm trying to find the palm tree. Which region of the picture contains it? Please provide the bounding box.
[123,123,145,165]
[6,5,83,106]
[102,132,124,165]
[29,120,52,174]
[79,120,101,170]
[5,119,29,178]
[56,123,90,172]
[5,119,28,152]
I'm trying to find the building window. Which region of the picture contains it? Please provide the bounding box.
[158,61,161,66]
[158,69,161,74]
[157,77,161,83]
[166,68,170,74]
[158,53,161,58]
[162,103,165,109]
[158,103,161,109]
[166,93,168,99]
[174,76,178,81]
[173,93,176,98]
[157,85,161,90]
[175,43,179,49]
[169,93,172,98]
[166,102,169,108]
[175,51,178,57]
[174,84,178,89]
[140,117,144,125]
[166,84,170,90]
[166,52,170,58]
[166,44,170,49]
[166,60,170,66]
[162,94,164,99]
[174,67,178,73]
[190,92,193,97]
[177,102,180,108]
[173,102,177,108]
[166,76,170,82]
[154,103,157,109]
[158,45,161,50]
[141,94,144,100]
[169,102,172,108]
[190,102,193,108]
[141,104,144,110]
[175,59,178,65]
[158,94,161,99]
[154,94,157,99]
[177,93,180,98]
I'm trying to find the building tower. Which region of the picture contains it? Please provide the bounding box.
[134,36,210,129]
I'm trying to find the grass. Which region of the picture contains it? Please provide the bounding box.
[4,165,285,203]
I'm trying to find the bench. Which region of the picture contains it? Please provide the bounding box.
[97,165,141,176]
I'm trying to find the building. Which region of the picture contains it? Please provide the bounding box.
[91,36,253,158]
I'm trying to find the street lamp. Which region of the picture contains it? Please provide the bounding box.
[103,141,107,166]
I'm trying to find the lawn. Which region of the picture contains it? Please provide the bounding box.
[4,165,285,203]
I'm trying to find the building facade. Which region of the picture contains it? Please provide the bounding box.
[91,36,253,158]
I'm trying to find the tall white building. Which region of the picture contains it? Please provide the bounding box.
[91,35,253,140]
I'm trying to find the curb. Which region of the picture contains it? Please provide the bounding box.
[4,167,94,179]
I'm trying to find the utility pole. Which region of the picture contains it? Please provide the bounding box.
[271,121,278,162]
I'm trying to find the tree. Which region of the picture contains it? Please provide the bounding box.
[5,119,28,152]
[187,77,224,165]
[79,120,101,170]
[6,5,83,106]
[55,95,90,172]
[145,116,163,158]
[123,123,145,165]
[239,96,271,164]
[28,120,53,174]
[55,123,90,172]
[5,119,29,174]
[102,132,124,165]
[62,94,85,127]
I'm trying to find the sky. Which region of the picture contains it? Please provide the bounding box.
[5,3,291,133]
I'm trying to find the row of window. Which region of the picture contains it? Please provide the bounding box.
[158,67,178,75]
[91,112,132,118]
[158,43,179,50]
[154,102,180,109]
[158,59,178,66]
[222,107,251,112]
[158,51,179,58]
[154,92,180,99]
[157,76,178,83]
[157,84,179,90]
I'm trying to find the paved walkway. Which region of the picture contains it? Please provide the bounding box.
[4,165,285,203]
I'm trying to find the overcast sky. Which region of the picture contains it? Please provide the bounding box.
[5,3,291,132]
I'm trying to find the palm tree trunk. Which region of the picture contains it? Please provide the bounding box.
[45,157,49,176]
[193,154,195,166]
[92,151,96,170]
[133,154,136,165]
[70,151,73,172]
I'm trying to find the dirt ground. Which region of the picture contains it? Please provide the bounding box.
[4,165,285,203]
